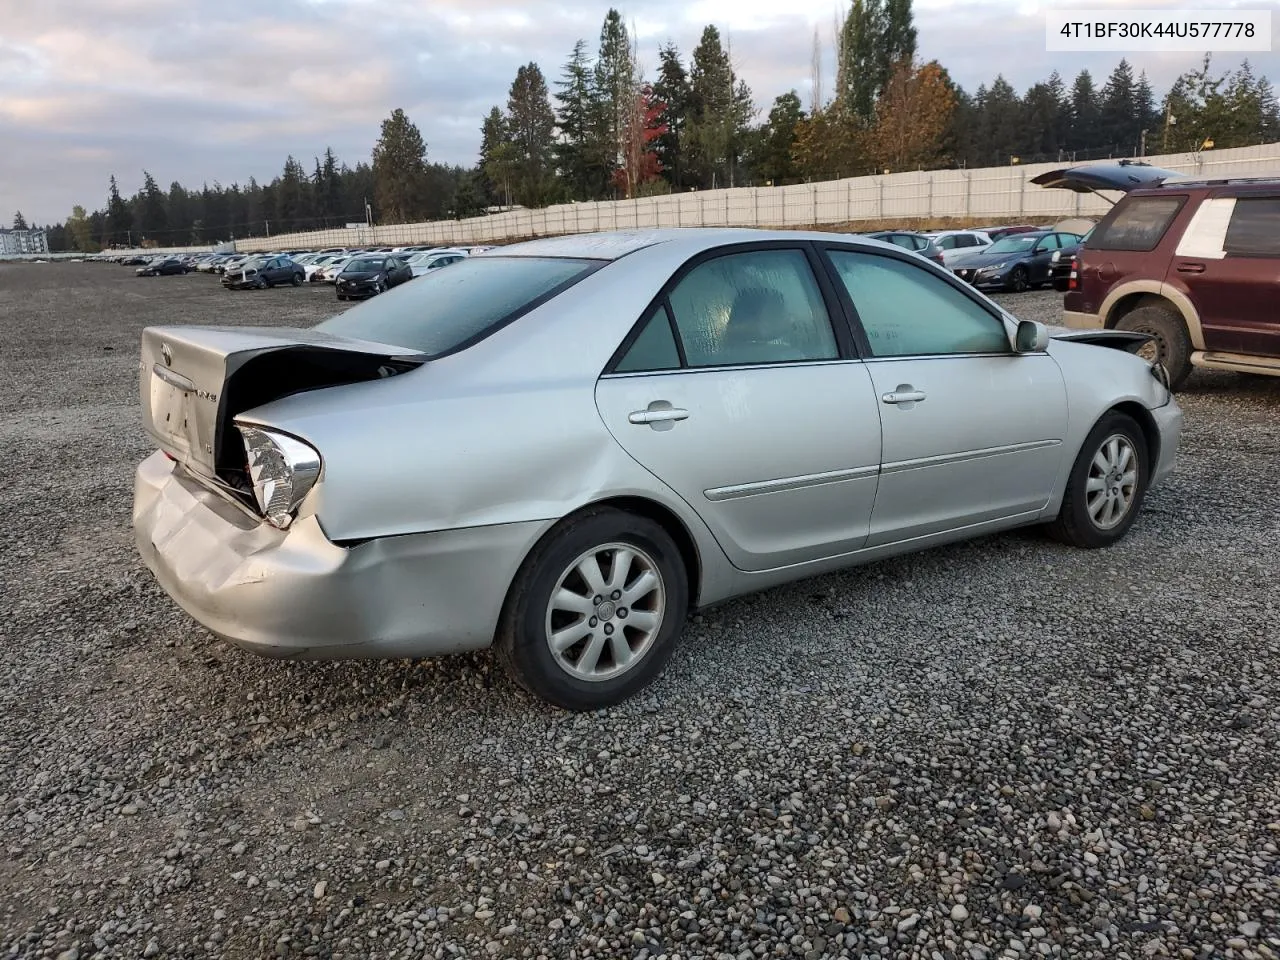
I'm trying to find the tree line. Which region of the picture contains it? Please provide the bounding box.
[22,0,1280,251]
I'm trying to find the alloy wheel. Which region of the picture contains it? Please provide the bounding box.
[544,543,666,682]
[1086,434,1138,530]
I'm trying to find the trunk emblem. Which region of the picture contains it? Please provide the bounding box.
[161,343,173,367]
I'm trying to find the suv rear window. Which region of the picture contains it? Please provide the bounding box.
[315,256,601,357]
[1090,196,1184,251]
[1224,197,1280,257]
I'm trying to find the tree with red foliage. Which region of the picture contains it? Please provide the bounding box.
[614,85,669,198]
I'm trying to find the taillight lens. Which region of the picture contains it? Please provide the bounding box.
[1067,256,1079,290]
[237,426,321,529]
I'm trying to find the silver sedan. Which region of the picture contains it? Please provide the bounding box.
[133,229,1183,710]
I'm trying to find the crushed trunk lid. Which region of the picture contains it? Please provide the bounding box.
[1030,160,1185,198]
[139,325,425,484]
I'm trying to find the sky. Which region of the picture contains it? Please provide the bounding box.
[2,0,1276,225]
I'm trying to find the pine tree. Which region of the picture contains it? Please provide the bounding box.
[371,108,430,223]
[1068,70,1100,153]
[653,42,691,190]
[136,171,168,242]
[687,25,753,188]
[1134,71,1157,152]
[554,40,602,200]
[1100,59,1138,153]
[506,62,559,206]
[275,155,310,230]
[755,91,806,184]
[594,10,636,190]
[320,148,342,221]
[106,175,133,246]
[480,106,517,207]
[12,211,27,231]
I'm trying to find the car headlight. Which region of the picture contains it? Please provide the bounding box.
[237,426,321,529]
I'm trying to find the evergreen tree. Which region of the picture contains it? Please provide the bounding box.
[1134,71,1158,152]
[554,40,603,200]
[106,175,133,246]
[506,62,559,206]
[66,205,94,252]
[594,10,636,190]
[686,25,754,188]
[371,108,430,223]
[136,171,168,242]
[652,42,692,190]
[1068,70,1100,153]
[12,211,27,230]
[275,155,310,229]
[480,106,517,207]
[755,91,806,184]
[1100,59,1138,153]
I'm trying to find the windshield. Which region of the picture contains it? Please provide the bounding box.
[343,257,386,273]
[316,256,601,358]
[987,235,1041,254]
[238,258,264,270]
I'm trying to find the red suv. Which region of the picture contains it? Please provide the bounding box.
[1032,161,1280,389]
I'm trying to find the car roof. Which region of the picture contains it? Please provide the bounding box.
[487,228,921,261]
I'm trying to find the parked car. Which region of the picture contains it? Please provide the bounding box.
[977,224,1041,241]
[302,254,340,281]
[406,249,468,277]
[949,230,1083,292]
[133,228,1181,711]
[1032,160,1280,388]
[317,256,353,283]
[922,230,992,267]
[861,231,947,267]
[221,255,305,290]
[136,257,189,276]
[334,255,415,299]
[1050,228,1093,292]
[215,255,252,275]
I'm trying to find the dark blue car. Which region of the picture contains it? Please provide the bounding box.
[949,230,1083,292]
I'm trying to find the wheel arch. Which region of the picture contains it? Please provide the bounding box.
[1104,400,1161,473]
[1101,281,1205,350]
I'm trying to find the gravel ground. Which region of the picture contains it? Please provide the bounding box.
[2,262,1279,960]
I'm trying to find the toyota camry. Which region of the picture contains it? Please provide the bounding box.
[133,229,1182,710]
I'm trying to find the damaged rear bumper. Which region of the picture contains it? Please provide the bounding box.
[132,451,548,659]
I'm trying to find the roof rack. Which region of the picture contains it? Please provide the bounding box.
[1157,175,1280,189]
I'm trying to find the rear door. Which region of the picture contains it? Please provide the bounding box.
[1166,192,1280,357]
[594,244,883,572]
[820,244,1068,545]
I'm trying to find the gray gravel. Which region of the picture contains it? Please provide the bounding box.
[2,262,1279,960]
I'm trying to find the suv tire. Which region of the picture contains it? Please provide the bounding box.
[1046,411,1149,549]
[1115,304,1192,389]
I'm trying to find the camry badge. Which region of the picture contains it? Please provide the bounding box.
[161,343,173,367]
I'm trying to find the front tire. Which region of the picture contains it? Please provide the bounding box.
[1008,266,1029,292]
[496,508,689,711]
[1115,304,1192,390]
[291,272,303,286]
[1046,412,1149,548]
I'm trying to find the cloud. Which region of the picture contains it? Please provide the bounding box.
[2,0,1275,223]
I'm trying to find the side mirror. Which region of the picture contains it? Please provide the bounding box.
[1015,319,1049,353]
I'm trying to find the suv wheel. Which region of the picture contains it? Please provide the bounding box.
[1115,304,1192,390]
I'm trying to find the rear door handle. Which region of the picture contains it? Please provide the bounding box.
[882,390,926,404]
[1176,262,1206,274]
[629,407,691,422]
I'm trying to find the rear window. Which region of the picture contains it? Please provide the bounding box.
[1224,197,1280,257]
[315,256,601,357]
[1090,196,1184,251]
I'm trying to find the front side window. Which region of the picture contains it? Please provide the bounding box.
[1090,196,1184,251]
[316,255,600,357]
[1224,197,1280,257]
[828,249,1010,358]
[664,249,839,367]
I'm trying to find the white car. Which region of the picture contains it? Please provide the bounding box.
[406,249,468,277]
[318,256,353,283]
[924,230,992,267]
[303,255,341,282]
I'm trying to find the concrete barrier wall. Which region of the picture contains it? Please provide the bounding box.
[111,142,1280,255]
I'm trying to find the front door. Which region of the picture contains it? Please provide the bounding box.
[1168,194,1280,357]
[595,247,883,572]
[822,246,1069,545]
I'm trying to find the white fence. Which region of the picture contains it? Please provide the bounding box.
[118,141,1280,255]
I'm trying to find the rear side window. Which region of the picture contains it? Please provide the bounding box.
[315,256,600,357]
[1090,196,1184,251]
[1224,197,1280,257]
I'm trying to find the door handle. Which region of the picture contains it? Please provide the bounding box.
[628,407,689,424]
[1176,262,1206,274]
[881,390,926,404]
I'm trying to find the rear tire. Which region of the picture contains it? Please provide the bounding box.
[1046,412,1149,549]
[1114,304,1192,390]
[496,508,689,711]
